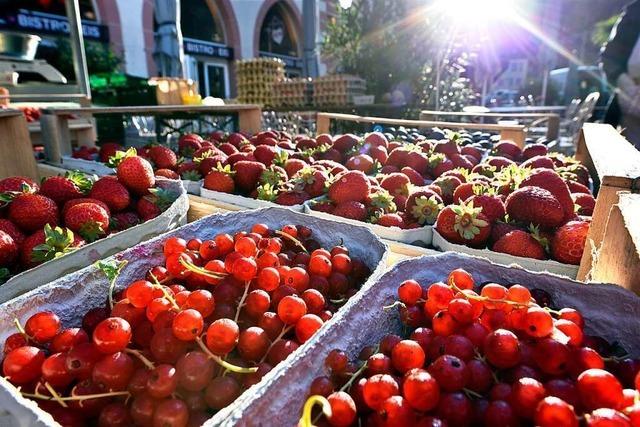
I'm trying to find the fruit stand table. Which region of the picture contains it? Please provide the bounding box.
[575,123,640,283]
[316,112,527,148]
[419,109,560,141]
[39,104,263,164]
[0,109,38,180]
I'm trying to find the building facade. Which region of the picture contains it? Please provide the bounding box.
[0,0,338,98]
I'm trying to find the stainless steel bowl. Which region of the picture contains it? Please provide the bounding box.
[0,32,41,61]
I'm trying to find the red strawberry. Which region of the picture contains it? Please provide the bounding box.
[400,167,425,186]
[197,155,227,177]
[0,176,38,193]
[368,145,388,164]
[316,134,334,146]
[8,194,59,232]
[405,151,429,175]
[203,165,235,193]
[491,221,523,243]
[440,170,467,183]
[551,220,589,265]
[0,230,17,267]
[98,143,124,163]
[176,161,199,177]
[333,134,359,153]
[461,146,483,161]
[63,198,110,218]
[89,176,131,213]
[572,193,595,216]
[505,186,565,229]
[21,225,85,267]
[312,201,335,213]
[294,168,328,198]
[452,182,482,204]
[468,193,506,223]
[0,219,24,246]
[450,153,474,170]
[381,165,400,175]
[345,154,374,174]
[227,133,248,148]
[64,202,110,242]
[319,148,343,163]
[433,140,460,157]
[432,176,462,205]
[39,172,89,205]
[486,156,516,171]
[364,132,388,148]
[275,191,310,206]
[521,156,555,170]
[387,147,411,168]
[493,141,522,160]
[522,143,548,159]
[430,155,454,178]
[178,134,204,156]
[252,145,276,166]
[296,137,317,151]
[148,146,177,169]
[136,189,176,221]
[219,143,240,156]
[283,158,307,178]
[567,181,591,194]
[113,149,155,195]
[375,213,404,228]
[405,189,444,225]
[520,168,574,221]
[380,173,411,196]
[110,212,140,232]
[492,230,546,260]
[328,171,371,204]
[435,202,491,247]
[155,169,180,179]
[332,201,367,221]
[233,161,266,193]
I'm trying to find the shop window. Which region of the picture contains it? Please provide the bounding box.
[259,2,299,57]
[180,0,225,43]
[0,0,97,21]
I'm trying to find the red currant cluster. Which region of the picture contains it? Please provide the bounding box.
[1,223,371,427]
[300,269,640,427]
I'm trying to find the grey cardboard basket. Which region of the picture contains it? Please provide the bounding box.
[211,252,640,427]
[0,178,189,304]
[0,207,389,426]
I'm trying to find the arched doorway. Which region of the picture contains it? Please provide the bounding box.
[180,0,238,99]
[255,0,303,77]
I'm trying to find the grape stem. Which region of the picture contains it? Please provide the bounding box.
[195,336,258,374]
[448,277,531,309]
[382,301,406,311]
[234,280,251,323]
[299,395,331,427]
[148,272,180,310]
[259,325,293,364]
[125,348,156,370]
[20,389,130,403]
[13,318,29,340]
[179,257,227,280]
[43,382,67,408]
[275,230,308,253]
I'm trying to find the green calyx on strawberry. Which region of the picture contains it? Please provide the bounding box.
[428,153,447,168]
[494,164,530,193]
[31,224,78,263]
[261,166,288,188]
[368,189,397,214]
[528,224,550,252]
[256,183,279,202]
[452,201,490,241]
[0,268,9,285]
[410,195,443,225]
[106,147,137,168]
[273,151,289,167]
[181,170,202,181]
[64,170,94,194]
[0,182,37,205]
[148,188,178,212]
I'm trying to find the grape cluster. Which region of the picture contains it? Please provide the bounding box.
[301,269,640,427]
[2,223,371,427]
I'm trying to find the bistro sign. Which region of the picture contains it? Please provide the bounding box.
[183,38,233,60]
[0,9,109,42]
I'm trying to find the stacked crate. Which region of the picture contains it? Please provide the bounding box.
[312,75,366,106]
[235,58,285,106]
[272,78,313,108]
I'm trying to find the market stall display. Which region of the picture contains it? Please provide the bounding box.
[235,58,285,106]
[312,75,367,107]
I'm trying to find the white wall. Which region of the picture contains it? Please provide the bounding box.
[115,0,148,76]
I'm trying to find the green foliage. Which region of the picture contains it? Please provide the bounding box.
[49,37,121,80]
[592,14,621,47]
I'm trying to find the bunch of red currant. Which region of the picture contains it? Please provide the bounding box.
[300,269,640,427]
[1,223,371,427]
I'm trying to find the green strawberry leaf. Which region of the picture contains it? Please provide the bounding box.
[96,259,128,309]
[180,170,202,181]
[149,188,179,211]
[256,183,278,201]
[106,147,137,168]
[65,170,96,194]
[32,225,78,263]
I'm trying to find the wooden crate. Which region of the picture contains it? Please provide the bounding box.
[316,112,527,147]
[0,109,38,180]
[575,123,640,282]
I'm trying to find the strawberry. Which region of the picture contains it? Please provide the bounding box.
[227,133,248,147]
[432,176,462,205]
[293,168,328,198]
[89,176,131,213]
[148,146,177,170]
[387,147,411,168]
[0,230,17,267]
[136,189,177,221]
[492,230,546,260]
[333,134,359,153]
[567,181,591,194]
[110,212,140,232]
[275,191,310,206]
[380,173,411,196]
[505,186,565,229]
[284,158,307,178]
[260,166,288,188]
[471,163,497,178]
[381,165,400,175]
[433,139,460,157]
[521,155,555,170]
[63,198,110,218]
[38,171,90,205]
[345,154,375,174]
[441,169,467,183]
[405,151,429,175]
[435,201,491,247]
[111,149,155,195]
[369,145,389,165]
[491,221,523,243]
[296,138,317,151]
[486,156,516,171]
[405,189,443,225]
[219,143,240,156]
[364,132,388,148]
[520,168,574,221]
[400,167,425,186]
[332,201,367,221]
[450,153,475,170]
[374,213,405,228]
[233,161,266,193]
[22,225,84,267]
[430,155,454,178]
[328,171,371,204]
[461,145,483,161]
[452,182,482,204]
[311,200,335,213]
[0,176,38,193]
[177,161,199,176]
[203,165,235,193]
[368,189,397,215]
[208,130,226,142]
[178,134,204,157]
[551,220,589,265]
[155,169,180,179]
[253,145,277,166]
[522,143,548,159]
[8,194,59,232]
[316,134,334,146]
[467,193,506,223]
[98,143,124,163]
[0,219,24,246]
[319,148,343,163]
[64,202,110,242]
[572,193,595,216]
[197,156,227,177]
[493,141,522,160]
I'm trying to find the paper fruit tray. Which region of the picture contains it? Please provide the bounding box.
[303,203,433,246]
[200,186,305,212]
[0,207,389,426]
[212,252,640,426]
[59,155,114,176]
[0,179,189,304]
[182,179,202,195]
[432,229,579,279]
